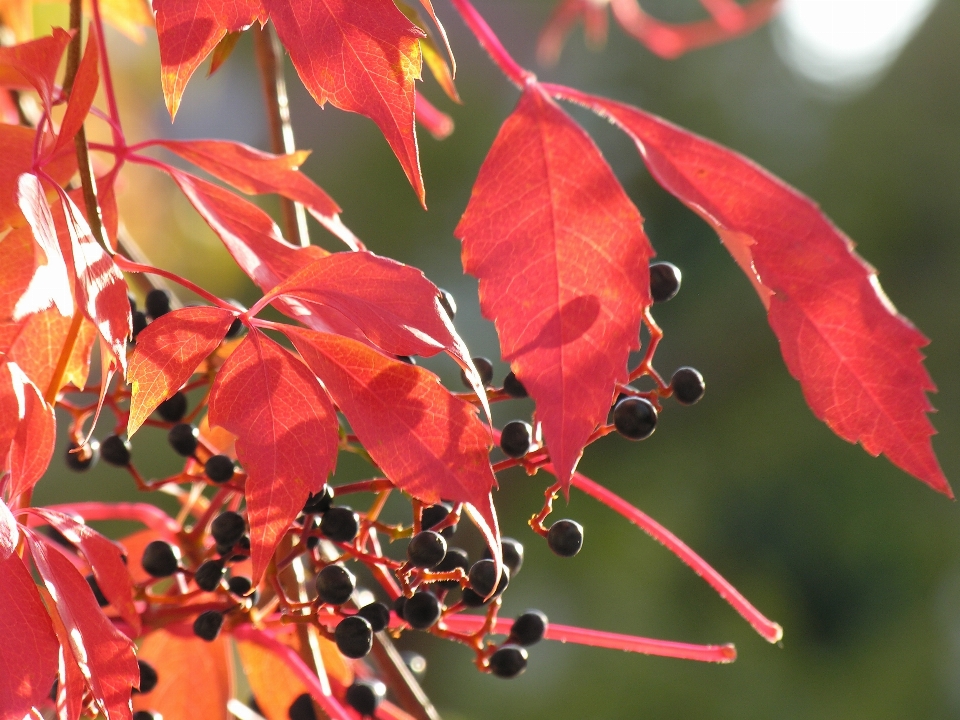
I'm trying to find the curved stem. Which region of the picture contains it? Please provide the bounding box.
[448,0,533,87]
[113,255,236,311]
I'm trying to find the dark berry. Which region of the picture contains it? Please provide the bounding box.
[483,537,524,576]
[211,511,246,547]
[133,712,159,720]
[613,397,658,441]
[407,531,447,568]
[345,680,386,717]
[463,565,509,607]
[649,262,681,303]
[303,485,334,514]
[396,355,416,365]
[194,559,225,591]
[315,564,356,605]
[167,423,199,457]
[468,559,499,597]
[45,526,74,548]
[287,693,317,720]
[320,506,360,543]
[204,454,236,483]
[400,650,427,677]
[128,294,138,313]
[145,288,171,319]
[499,421,532,458]
[671,366,705,405]
[238,536,251,552]
[335,616,373,659]
[100,435,131,467]
[437,288,457,320]
[87,574,108,606]
[131,311,148,339]
[357,602,391,633]
[488,644,528,678]
[547,519,583,558]
[228,576,253,596]
[434,546,470,589]
[403,591,441,630]
[393,595,408,618]
[421,502,456,538]
[510,610,548,646]
[502,371,528,398]
[461,356,494,388]
[65,440,99,472]
[141,540,180,577]
[225,300,246,340]
[136,659,158,694]
[156,392,188,423]
[193,610,224,641]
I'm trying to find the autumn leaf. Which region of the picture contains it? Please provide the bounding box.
[8,309,98,395]
[0,28,72,113]
[53,25,99,154]
[285,327,500,553]
[0,127,76,232]
[127,306,236,436]
[2,362,55,500]
[134,626,233,720]
[28,532,139,720]
[550,85,950,495]
[237,634,312,720]
[455,85,653,490]
[208,330,339,581]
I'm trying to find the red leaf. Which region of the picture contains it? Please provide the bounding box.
[285,327,500,549]
[35,510,142,636]
[127,306,236,436]
[8,309,98,395]
[237,634,313,720]
[0,542,59,718]
[3,362,55,500]
[154,0,263,118]
[455,86,653,489]
[28,534,139,720]
[0,28,72,113]
[264,0,426,204]
[208,330,338,581]
[16,173,74,317]
[553,86,950,495]
[1,127,76,231]
[154,139,361,249]
[53,24,99,153]
[133,626,232,720]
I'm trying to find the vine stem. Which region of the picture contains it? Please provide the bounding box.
[254,23,310,247]
[448,0,533,87]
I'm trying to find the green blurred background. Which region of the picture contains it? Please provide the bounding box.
[33,0,960,717]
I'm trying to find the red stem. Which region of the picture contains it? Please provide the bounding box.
[89,0,123,148]
[448,0,532,87]
[568,470,783,643]
[113,255,236,311]
[27,502,180,535]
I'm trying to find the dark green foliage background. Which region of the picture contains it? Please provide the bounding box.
[34,1,960,717]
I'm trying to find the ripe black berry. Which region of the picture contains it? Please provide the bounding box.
[649,262,681,303]
[224,300,246,340]
[499,420,532,458]
[141,540,180,577]
[407,531,447,568]
[393,595,408,619]
[320,506,360,543]
[194,559,225,591]
[467,559,499,597]
[211,511,246,547]
[613,397,658,441]
[315,564,356,605]
[335,615,373,659]
[403,591,442,630]
[438,288,457,320]
[193,610,224,641]
[287,693,317,720]
[227,575,256,600]
[204,454,236,483]
[167,423,199,457]
[488,644,528,678]
[100,435,131,467]
[461,356,494,388]
[133,712,160,720]
[357,602,391,633]
[303,485,334,514]
[396,355,416,365]
[547,519,583,558]
[145,288,171,319]
[483,537,524,576]
[156,392,188,423]
[87,574,108,606]
[510,610,548,646]
[463,565,509,607]
[434,546,470,589]
[421,502,456,538]
[345,679,386,716]
[131,311,148,339]
[65,440,99,472]
[502,371,528,398]
[671,366,705,405]
[136,659,158,694]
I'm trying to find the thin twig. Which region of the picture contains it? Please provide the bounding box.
[254,24,310,247]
